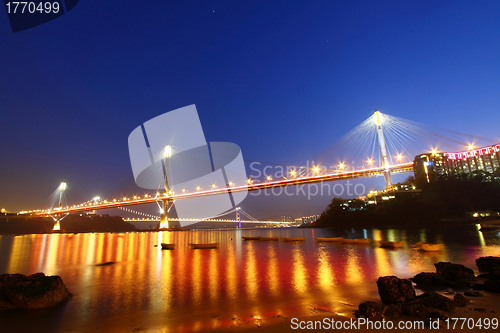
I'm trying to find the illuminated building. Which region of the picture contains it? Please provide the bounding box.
[366,184,421,205]
[414,143,500,181]
[294,215,320,226]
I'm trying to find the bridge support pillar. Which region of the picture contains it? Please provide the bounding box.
[52,214,61,231]
[383,170,392,188]
[52,220,61,231]
[375,111,392,187]
[159,199,169,229]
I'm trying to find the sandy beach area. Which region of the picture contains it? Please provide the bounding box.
[203,281,500,333]
[203,297,498,332]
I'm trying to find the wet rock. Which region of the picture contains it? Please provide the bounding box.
[0,273,26,288]
[0,296,17,311]
[484,274,500,293]
[402,302,429,318]
[355,301,383,318]
[464,291,484,297]
[448,280,471,290]
[413,272,449,289]
[475,257,500,273]
[434,262,475,281]
[376,276,415,304]
[383,303,403,318]
[453,293,469,307]
[471,283,485,290]
[0,272,71,310]
[416,292,456,312]
[428,310,447,320]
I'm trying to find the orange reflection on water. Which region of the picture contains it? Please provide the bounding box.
[191,247,202,305]
[266,244,280,296]
[317,246,335,291]
[208,247,218,303]
[373,247,392,277]
[345,247,363,285]
[291,244,307,294]
[159,246,173,312]
[244,241,258,300]
[225,243,238,303]
[1,227,500,333]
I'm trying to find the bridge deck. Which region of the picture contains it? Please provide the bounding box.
[29,162,413,216]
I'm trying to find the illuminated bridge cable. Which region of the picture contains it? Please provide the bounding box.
[310,111,495,174]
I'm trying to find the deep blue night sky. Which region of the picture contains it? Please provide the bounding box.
[1,1,500,218]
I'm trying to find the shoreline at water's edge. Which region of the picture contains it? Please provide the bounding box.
[201,273,500,333]
[185,292,500,333]
[301,217,495,229]
[0,214,136,234]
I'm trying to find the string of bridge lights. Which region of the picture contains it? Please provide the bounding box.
[117,205,260,222]
[23,110,493,216]
[118,206,158,219]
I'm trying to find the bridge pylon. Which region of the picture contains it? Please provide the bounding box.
[159,199,169,229]
[159,145,172,229]
[374,110,392,187]
[52,215,61,231]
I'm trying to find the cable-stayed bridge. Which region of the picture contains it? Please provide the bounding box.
[20,110,494,229]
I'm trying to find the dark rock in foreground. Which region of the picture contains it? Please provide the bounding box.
[355,301,383,318]
[476,256,500,273]
[484,272,500,293]
[383,303,403,318]
[0,273,71,310]
[416,291,456,312]
[376,276,415,304]
[434,262,475,281]
[402,302,429,318]
[453,293,469,307]
[413,272,449,289]
[357,274,471,320]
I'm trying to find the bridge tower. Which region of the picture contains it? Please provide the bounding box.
[236,207,241,228]
[52,181,67,231]
[374,111,392,187]
[159,145,171,229]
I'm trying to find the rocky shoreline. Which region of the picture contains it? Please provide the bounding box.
[0,273,71,311]
[355,257,500,321]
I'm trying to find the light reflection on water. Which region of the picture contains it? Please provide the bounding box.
[0,226,499,332]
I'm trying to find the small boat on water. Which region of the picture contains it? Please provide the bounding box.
[417,242,442,252]
[242,236,261,240]
[342,238,370,244]
[160,243,176,250]
[316,237,343,242]
[260,237,280,241]
[379,240,404,248]
[189,243,218,249]
[281,237,305,242]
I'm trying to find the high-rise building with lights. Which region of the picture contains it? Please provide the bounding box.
[414,143,500,181]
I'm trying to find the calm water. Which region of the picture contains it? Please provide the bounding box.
[0,225,499,332]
